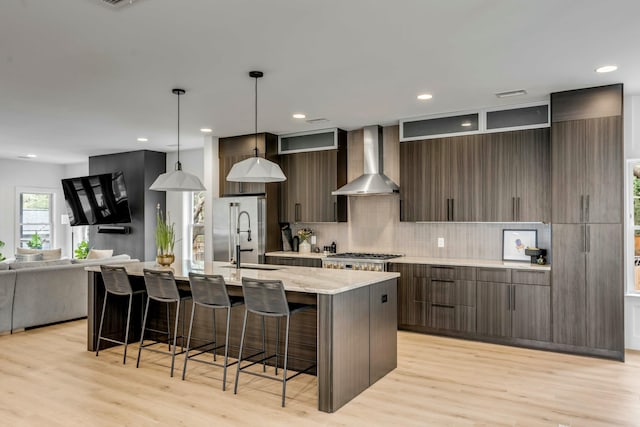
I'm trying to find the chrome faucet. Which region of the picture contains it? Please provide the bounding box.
[235,210,252,270]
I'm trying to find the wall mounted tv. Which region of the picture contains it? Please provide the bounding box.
[61,171,132,226]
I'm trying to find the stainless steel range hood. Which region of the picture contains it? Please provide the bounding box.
[332,125,399,196]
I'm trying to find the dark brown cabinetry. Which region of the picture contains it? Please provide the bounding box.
[428,266,476,333]
[400,135,483,221]
[279,130,347,223]
[551,117,622,224]
[400,129,550,222]
[551,223,623,351]
[482,128,550,222]
[389,263,430,327]
[218,133,279,196]
[265,255,322,268]
[476,268,550,342]
[550,84,624,360]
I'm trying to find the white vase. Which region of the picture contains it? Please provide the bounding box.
[299,240,311,253]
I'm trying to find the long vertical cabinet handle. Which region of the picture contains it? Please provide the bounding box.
[399,200,403,221]
[582,225,586,253]
[512,197,516,221]
[295,203,301,223]
[586,195,590,223]
[450,199,455,221]
[586,225,590,253]
[580,195,584,222]
[517,197,521,222]
[507,286,511,311]
[511,285,515,311]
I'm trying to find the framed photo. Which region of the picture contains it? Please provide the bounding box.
[502,229,537,262]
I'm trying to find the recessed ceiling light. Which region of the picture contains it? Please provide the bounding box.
[495,89,527,98]
[26,153,37,158]
[595,65,618,73]
[137,137,149,142]
[417,93,433,100]
[292,113,306,119]
[461,122,472,127]
[200,128,213,133]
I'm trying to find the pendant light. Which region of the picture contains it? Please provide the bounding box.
[226,71,286,183]
[150,89,206,192]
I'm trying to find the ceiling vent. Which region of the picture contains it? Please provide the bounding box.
[306,118,329,124]
[99,0,138,7]
[495,89,527,98]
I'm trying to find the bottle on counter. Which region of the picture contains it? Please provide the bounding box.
[331,241,337,253]
[292,236,299,252]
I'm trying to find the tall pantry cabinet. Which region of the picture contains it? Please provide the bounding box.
[550,84,624,360]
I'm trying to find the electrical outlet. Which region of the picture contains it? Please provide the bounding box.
[437,237,445,248]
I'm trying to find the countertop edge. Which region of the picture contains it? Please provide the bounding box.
[389,257,551,271]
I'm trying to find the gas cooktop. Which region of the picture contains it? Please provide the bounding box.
[326,252,401,260]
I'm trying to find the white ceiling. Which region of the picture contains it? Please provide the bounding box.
[1,0,638,164]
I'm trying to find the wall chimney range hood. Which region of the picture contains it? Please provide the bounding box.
[332,125,399,196]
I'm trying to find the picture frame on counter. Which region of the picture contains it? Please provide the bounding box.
[502,229,537,262]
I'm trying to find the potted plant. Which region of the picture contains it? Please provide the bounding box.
[297,228,313,253]
[155,204,175,266]
[74,240,89,259]
[0,240,5,262]
[27,231,43,249]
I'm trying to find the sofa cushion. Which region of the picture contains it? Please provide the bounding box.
[71,254,131,264]
[16,248,62,261]
[10,259,72,270]
[86,249,114,260]
[0,263,8,271]
[15,253,43,262]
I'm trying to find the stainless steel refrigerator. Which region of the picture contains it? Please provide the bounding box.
[212,196,266,264]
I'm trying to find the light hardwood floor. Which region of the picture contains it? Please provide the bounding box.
[1,320,639,426]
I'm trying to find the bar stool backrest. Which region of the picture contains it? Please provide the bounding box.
[100,265,133,295]
[241,277,289,316]
[188,273,230,307]
[143,269,180,301]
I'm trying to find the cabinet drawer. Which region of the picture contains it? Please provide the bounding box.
[431,280,476,306]
[511,269,550,286]
[477,267,511,283]
[429,305,476,333]
[430,265,476,281]
[412,264,430,278]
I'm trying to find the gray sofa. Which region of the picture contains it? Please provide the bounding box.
[0,256,139,334]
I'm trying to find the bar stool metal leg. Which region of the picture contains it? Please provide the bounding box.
[222,307,231,391]
[136,296,151,368]
[275,317,280,376]
[234,309,249,395]
[282,315,290,407]
[212,308,217,362]
[122,293,133,364]
[96,292,109,358]
[170,301,181,377]
[181,302,198,380]
[261,316,266,372]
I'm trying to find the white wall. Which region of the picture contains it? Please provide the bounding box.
[0,159,67,258]
[624,95,640,350]
[164,148,204,261]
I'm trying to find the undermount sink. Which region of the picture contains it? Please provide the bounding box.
[220,264,281,271]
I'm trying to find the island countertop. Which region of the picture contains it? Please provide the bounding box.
[86,260,400,295]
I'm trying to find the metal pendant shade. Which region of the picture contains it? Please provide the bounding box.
[226,71,286,183]
[150,89,206,192]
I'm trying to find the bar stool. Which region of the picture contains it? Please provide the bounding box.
[234,277,316,407]
[137,269,192,377]
[96,265,146,364]
[182,272,244,390]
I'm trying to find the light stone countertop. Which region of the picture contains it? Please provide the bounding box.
[265,251,327,259]
[389,256,551,271]
[86,260,399,295]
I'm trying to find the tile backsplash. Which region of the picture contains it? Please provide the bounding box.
[293,195,551,262]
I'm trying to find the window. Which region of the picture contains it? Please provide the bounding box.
[633,165,640,292]
[18,191,54,249]
[188,191,205,262]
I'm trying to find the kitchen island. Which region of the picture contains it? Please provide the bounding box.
[86,260,399,413]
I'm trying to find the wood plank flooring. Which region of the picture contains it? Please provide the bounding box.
[1,320,640,426]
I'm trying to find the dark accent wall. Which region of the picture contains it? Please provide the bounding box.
[89,150,166,261]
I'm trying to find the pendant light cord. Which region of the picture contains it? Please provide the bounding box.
[254,75,258,157]
[177,91,181,170]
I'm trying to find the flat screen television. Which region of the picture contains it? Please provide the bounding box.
[61,171,132,226]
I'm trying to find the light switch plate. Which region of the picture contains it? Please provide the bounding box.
[437,237,445,248]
